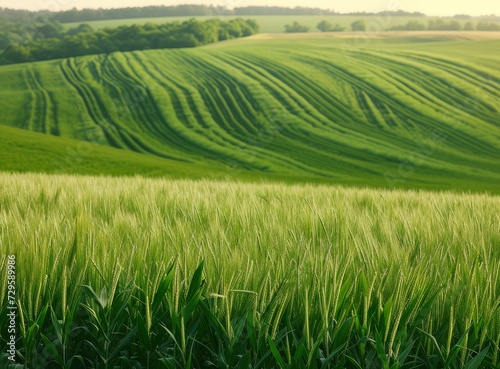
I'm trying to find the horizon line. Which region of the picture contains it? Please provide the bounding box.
[1,5,499,19]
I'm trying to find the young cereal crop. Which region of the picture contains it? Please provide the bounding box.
[0,173,499,368]
[1,37,500,192]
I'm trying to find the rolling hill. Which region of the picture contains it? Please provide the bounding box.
[0,124,340,184]
[0,124,222,178]
[1,34,500,192]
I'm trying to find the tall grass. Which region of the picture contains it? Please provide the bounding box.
[0,172,499,368]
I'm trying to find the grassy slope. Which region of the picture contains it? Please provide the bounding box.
[62,15,500,33]
[0,124,222,178]
[1,35,500,192]
[0,124,343,185]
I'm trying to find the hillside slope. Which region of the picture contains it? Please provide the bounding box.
[1,35,500,191]
[0,125,223,178]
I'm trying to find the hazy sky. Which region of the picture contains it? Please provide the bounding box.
[2,0,499,17]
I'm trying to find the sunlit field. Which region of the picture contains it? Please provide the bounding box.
[1,173,499,368]
[2,11,500,368]
[1,36,500,193]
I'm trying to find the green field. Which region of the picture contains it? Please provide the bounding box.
[63,15,500,33]
[0,124,222,178]
[1,173,499,368]
[0,124,340,184]
[1,32,500,368]
[1,35,500,192]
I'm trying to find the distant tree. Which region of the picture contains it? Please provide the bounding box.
[218,26,230,41]
[351,20,366,31]
[0,44,33,63]
[51,5,219,22]
[404,21,425,30]
[34,21,64,39]
[0,30,12,50]
[165,33,200,48]
[60,34,95,56]
[245,19,260,34]
[464,22,475,30]
[0,20,43,50]
[30,38,61,59]
[0,18,260,65]
[284,21,310,33]
[235,6,337,16]
[225,20,243,38]
[428,19,462,30]
[143,23,159,32]
[428,19,442,30]
[48,5,339,23]
[389,21,426,31]
[317,21,345,32]
[200,19,223,42]
[476,22,500,31]
[447,21,462,30]
[317,20,334,32]
[229,18,256,37]
[66,23,93,36]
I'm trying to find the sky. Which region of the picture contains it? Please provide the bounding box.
[1,0,499,17]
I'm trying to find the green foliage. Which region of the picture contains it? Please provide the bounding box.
[0,19,63,51]
[49,5,339,23]
[66,23,94,36]
[285,21,310,33]
[0,173,499,368]
[428,19,462,30]
[0,18,259,65]
[388,21,426,31]
[34,21,65,39]
[317,20,333,32]
[351,20,366,31]
[464,22,475,30]
[476,22,500,31]
[316,21,345,32]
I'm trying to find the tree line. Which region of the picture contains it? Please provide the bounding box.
[284,19,500,32]
[0,6,338,24]
[0,18,259,65]
[390,20,500,31]
[2,6,465,24]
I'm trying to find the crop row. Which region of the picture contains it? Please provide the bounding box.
[1,39,499,185]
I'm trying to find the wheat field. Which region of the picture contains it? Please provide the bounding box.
[1,172,499,368]
[2,37,500,192]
